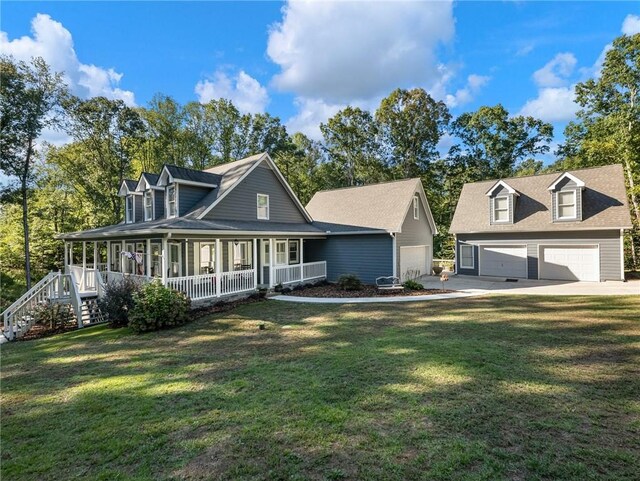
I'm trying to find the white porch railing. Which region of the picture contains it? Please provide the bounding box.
[166,274,217,301]
[68,266,100,292]
[275,261,327,285]
[220,269,255,296]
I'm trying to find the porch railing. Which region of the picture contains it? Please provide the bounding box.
[166,273,217,301]
[220,269,255,296]
[274,265,301,285]
[302,261,327,281]
[275,261,327,285]
[101,271,151,286]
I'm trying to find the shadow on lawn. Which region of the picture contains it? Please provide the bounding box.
[1,295,639,480]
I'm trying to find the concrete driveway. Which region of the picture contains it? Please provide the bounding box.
[418,273,640,296]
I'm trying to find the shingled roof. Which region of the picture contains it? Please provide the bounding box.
[449,164,633,234]
[163,164,221,185]
[306,178,436,233]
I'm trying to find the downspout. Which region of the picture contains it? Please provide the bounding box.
[391,232,397,278]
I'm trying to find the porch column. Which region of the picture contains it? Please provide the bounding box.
[146,239,151,277]
[64,241,68,269]
[269,238,275,288]
[253,238,258,288]
[185,240,189,277]
[106,241,111,273]
[69,241,73,267]
[161,237,168,285]
[121,240,125,274]
[93,241,98,270]
[215,239,221,297]
[300,237,304,282]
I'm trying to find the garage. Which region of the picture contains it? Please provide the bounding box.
[479,245,527,278]
[539,245,599,282]
[400,245,430,281]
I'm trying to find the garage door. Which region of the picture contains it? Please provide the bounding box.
[400,245,430,281]
[539,245,599,282]
[479,245,527,278]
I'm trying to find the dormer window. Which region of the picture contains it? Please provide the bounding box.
[557,190,576,219]
[144,190,153,221]
[166,185,177,218]
[493,196,509,222]
[413,196,419,220]
[257,193,269,220]
[125,195,134,223]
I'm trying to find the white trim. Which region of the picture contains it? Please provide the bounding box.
[485,179,519,196]
[450,227,632,235]
[392,234,397,277]
[556,190,577,220]
[492,195,510,223]
[548,172,586,190]
[537,244,600,282]
[413,196,419,220]
[143,190,154,221]
[257,193,269,220]
[125,195,135,224]
[275,239,287,266]
[166,184,178,219]
[620,229,625,281]
[459,244,474,269]
[478,244,528,279]
[288,239,300,264]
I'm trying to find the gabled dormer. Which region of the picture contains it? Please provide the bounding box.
[118,179,142,223]
[485,180,519,225]
[547,172,585,222]
[136,173,164,221]
[157,165,219,219]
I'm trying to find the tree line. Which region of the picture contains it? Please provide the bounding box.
[1,33,638,295]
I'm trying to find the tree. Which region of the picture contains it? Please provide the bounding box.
[139,94,188,170]
[274,132,324,205]
[0,56,67,289]
[449,104,553,179]
[376,88,450,178]
[320,106,385,186]
[556,33,640,268]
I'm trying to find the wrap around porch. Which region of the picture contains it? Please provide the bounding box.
[64,237,327,301]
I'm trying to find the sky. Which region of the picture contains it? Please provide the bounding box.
[2,1,640,154]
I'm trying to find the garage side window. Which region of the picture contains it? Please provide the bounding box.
[557,190,576,219]
[493,196,509,222]
[459,245,474,269]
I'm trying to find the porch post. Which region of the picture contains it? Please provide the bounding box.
[146,239,151,277]
[269,238,275,288]
[300,237,304,282]
[106,241,111,272]
[121,240,125,273]
[93,241,98,270]
[69,241,73,267]
[161,237,168,285]
[253,238,258,288]
[215,238,221,297]
[185,239,189,277]
[64,241,68,269]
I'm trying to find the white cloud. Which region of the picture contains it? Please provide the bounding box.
[0,13,135,105]
[285,97,345,140]
[267,0,455,103]
[533,52,577,87]
[445,74,490,108]
[195,70,269,114]
[622,14,640,35]
[518,86,578,122]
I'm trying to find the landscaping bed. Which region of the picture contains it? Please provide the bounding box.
[281,283,454,298]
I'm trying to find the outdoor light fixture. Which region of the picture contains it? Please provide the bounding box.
[234,239,239,246]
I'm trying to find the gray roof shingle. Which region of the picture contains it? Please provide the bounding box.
[165,164,221,186]
[449,164,633,234]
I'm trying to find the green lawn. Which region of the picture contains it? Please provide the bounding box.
[2,296,639,480]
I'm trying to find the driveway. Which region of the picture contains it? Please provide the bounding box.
[418,273,640,296]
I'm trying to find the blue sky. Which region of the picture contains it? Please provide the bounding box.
[2,1,639,151]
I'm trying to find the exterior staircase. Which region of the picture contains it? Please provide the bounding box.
[2,271,106,341]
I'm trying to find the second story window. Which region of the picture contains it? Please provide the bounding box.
[557,190,576,219]
[166,185,177,218]
[413,196,419,219]
[144,191,153,221]
[493,196,509,222]
[257,193,269,220]
[125,195,134,223]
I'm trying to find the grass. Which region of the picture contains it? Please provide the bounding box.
[1,295,639,480]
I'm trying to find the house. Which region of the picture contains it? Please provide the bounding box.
[47,153,434,310]
[449,164,633,282]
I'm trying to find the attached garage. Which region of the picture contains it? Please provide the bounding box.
[539,245,599,282]
[479,245,527,279]
[399,245,431,281]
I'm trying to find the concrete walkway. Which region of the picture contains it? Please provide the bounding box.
[272,289,487,304]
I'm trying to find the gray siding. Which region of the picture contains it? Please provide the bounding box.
[396,194,434,276]
[154,190,165,219]
[204,164,306,223]
[457,230,622,281]
[305,234,393,284]
[179,185,212,217]
[456,241,479,276]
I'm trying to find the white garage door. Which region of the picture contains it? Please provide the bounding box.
[400,245,430,281]
[479,245,527,279]
[539,245,599,282]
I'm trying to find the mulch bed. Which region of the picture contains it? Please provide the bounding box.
[190,294,267,319]
[280,284,454,298]
[17,322,78,341]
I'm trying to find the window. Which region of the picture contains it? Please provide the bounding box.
[125,196,134,223]
[557,190,576,219]
[166,185,177,218]
[233,241,252,269]
[289,240,299,264]
[257,193,269,220]
[413,196,419,220]
[459,244,474,269]
[275,240,287,265]
[151,243,161,277]
[169,242,181,277]
[493,196,509,222]
[199,243,215,274]
[144,190,153,221]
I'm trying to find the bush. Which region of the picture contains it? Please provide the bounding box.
[433,266,444,275]
[403,279,424,290]
[128,281,190,333]
[99,277,140,328]
[337,274,362,291]
[33,301,73,330]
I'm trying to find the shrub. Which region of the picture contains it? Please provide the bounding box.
[433,266,444,275]
[128,281,190,333]
[33,301,73,330]
[99,277,140,328]
[337,274,362,291]
[403,279,424,290]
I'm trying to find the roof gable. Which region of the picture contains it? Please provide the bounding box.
[548,172,586,190]
[118,179,138,197]
[157,164,220,187]
[485,180,519,196]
